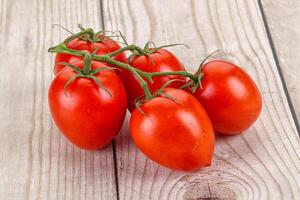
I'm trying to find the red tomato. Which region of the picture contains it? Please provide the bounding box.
[120,49,186,111]
[49,61,127,150]
[54,36,126,74]
[130,88,215,171]
[193,60,262,135]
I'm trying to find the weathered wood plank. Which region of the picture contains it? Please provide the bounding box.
[0,0,117,199]
[102,0,300,199]
[261,0,300,125]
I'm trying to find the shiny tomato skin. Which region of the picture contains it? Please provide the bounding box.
[54,37,126,74]
[194,60,262,135]
[130,88,215,171]
[49,61,127,150]
[120,49,186,111]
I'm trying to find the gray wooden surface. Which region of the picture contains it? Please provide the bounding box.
[261,0,300,123]
[0,0,117,199]
[0,0,299,199]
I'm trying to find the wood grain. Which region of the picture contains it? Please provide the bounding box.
[0,0,117,199]
[261,0,300,124]
[1,0,299,199]
[102,0,300,199]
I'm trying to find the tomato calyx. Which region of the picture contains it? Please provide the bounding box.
[61,26,99,44]
[127,41,189,64]
[143,41,189,54]
[61,51,116,97]
[59,24,123,45]
[183,50,226,93]
[134,79,185,115]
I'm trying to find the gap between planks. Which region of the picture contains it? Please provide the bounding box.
[257,0,300,135]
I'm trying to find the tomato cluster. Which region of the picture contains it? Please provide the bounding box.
[48,27,262,171]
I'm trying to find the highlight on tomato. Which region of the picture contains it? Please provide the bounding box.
[130,88,215,171]
[193,60,262,135]
[48,55,127,150]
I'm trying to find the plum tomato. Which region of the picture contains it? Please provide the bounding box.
[49,61,127,150]
[130,88,215,171]
[193,60,262,135]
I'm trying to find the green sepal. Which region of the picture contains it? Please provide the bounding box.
[63,74,79,97]
[160,92,177,103]
[57,62,81,73]
[90,66,119,75]
[86,75,112,97]
[148,43,189,54]
[154,79,185,97]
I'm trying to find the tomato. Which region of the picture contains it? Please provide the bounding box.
[130,88,215,171]
[54,36,126,74]
[48,61,127,150]
[120,49,186,111]
[193,60,262,135]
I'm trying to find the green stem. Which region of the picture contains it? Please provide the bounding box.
[63,28,95,44]
[143,71,197,82]
[48,43,153,100]
[83,52,92,75]
[99,56,153,100]
[48,44,200,100]
[106,44,145,57]
[48,44,84,57]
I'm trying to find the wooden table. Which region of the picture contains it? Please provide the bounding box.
[0,0,299,199]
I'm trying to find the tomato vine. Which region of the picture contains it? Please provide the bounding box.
[48,27,201,101]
